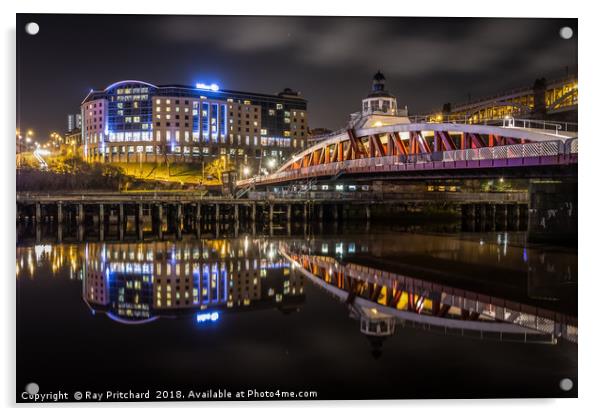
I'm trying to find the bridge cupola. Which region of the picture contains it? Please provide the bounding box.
[362,71,398,116]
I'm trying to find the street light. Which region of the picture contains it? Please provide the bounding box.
[267,158,276,169]
[243,166,250,177]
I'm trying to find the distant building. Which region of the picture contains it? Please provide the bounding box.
[309,127,333,137]
[432,75,578,123]
[308,127,334,144]
[81,80,309,177]
[65,128,82,152]
[67,113,82,132]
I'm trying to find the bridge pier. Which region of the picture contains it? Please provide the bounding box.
[156,204,164,239]
[77,203,84,226]
[528,180,577,245]
[176,203,183,240]
[35,202,41,224]
[118,203,124,226]
[196,203,201,224]
[99,204,105,240]
[499,204,508,230]
[136,203,143,239]
[57,203,63,224]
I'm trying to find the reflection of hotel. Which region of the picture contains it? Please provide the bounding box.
[82,239,304,324]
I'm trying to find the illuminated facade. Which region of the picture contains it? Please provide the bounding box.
[81,80,309,175]
[431,75,578,123]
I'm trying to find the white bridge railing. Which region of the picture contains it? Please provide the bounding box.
[240,138,577,186]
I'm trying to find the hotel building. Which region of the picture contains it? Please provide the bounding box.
[81,80,309,176]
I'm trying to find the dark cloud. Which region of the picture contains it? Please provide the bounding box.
[17,14,577,136]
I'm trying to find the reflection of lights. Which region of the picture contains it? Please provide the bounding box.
[34,244,52,261]
[196,311,220,323]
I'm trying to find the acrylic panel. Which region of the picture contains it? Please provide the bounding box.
[16,14,578,403]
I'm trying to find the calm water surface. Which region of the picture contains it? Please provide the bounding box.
[16,225,577,401]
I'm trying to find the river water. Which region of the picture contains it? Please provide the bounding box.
[16,224,577,401]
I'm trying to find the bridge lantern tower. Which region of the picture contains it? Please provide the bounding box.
[362,71,398,116]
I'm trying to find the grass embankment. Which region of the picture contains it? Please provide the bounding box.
[110,162,219,186]
[16,152,220,192]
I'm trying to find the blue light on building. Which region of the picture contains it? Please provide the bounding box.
[196,311,220,323]
[196,83,220,92]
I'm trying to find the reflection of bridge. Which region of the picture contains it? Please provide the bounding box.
[239,122,577,187]
[280,243,577,344]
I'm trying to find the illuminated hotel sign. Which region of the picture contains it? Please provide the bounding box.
[196,311,220,323]
[195,83,220,92]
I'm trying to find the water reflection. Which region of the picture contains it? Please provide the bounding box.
[82,239,304,323]
[16,231,577,347]
[281,241,577,348]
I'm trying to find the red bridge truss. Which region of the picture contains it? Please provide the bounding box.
[238,122,578,187]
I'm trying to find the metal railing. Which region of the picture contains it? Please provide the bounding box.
[241,138,577,186]
[407,115,578,134]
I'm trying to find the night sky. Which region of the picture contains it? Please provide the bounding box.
[16,14,577,139]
